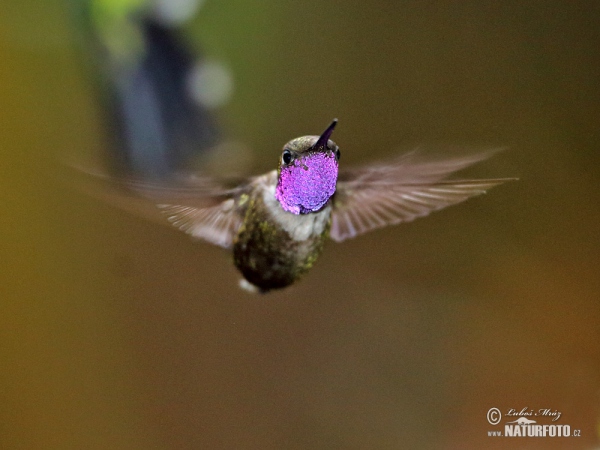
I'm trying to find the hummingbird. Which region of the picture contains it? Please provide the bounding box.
[82,119,512,293]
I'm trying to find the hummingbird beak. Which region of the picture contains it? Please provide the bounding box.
[313,119,338,150]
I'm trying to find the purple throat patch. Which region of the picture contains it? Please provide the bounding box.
[275,153,338,214]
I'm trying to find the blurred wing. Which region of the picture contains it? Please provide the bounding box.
[331,150,514,242]
[69,165,250,249]
[157,199,243,249]
[336,147,504,186]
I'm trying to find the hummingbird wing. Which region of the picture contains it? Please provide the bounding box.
[71,166,250,249]
[155,198,242,249]
[330,149,514,242]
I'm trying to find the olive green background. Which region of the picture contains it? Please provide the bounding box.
[1,1,599,448]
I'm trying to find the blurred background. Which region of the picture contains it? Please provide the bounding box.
[1,1,599,448]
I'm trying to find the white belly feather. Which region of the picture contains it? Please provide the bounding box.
[262,183,331,241]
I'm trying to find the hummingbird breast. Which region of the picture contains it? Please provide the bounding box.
[233,172,332,292]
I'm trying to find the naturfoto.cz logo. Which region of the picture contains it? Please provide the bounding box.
[486,407,581,438]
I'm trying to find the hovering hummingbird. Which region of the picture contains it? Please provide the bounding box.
[84,119,512,293]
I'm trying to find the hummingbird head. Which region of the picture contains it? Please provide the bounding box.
[275,119,340,215]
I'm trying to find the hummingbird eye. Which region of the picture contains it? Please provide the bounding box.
[282,149,293,165]
[335,148,341,160]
